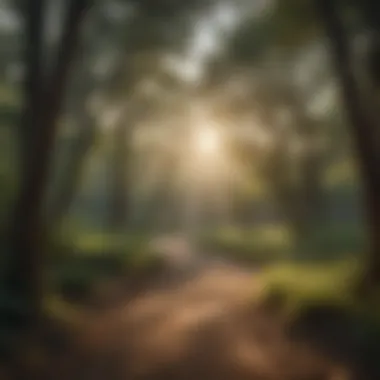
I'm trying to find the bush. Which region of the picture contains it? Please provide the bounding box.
[256,260,361,317]
[199,224,293,264]
[256,259,380,374]
[295,223,366,260]
[48,231,163,302]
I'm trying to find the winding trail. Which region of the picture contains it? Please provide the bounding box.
[51,237,352,380]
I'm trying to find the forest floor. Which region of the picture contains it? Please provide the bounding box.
[5,237,369,379]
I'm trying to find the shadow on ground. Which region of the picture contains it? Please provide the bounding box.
[46,261,353,380]
[3,238,366,380]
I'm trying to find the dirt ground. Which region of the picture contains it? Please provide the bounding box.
[4,238,361,380]
[47,262,354,380]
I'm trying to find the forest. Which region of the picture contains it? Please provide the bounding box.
[1,0,380,379]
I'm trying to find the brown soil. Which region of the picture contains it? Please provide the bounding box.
[36,262,355,380]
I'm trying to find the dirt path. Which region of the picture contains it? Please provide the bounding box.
[46,238,353,380]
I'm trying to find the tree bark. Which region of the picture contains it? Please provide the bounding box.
[108,112,132,232]
[316,0,380,287]
[109,123,128,231]
[284,88,326,235]
[6,0,89,323]
[18,0,45,175]
[108,102,145,233]
[47,114,96,227]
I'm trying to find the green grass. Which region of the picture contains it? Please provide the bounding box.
[254,258,380,368]
[199,224,294,264]
[256,259,380,328]
[256,260,359,310]
[48,231,163,301]
[199,222,366,266]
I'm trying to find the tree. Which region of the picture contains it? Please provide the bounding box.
[316,0,380,287]
[46,1,134,228]
[5,0,90,325]
[108,107,134,232]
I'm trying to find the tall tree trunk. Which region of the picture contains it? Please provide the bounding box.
[359,0,380,88]
[18,1,44,169]
[47,114,96,227]
[302,144,325,227]
[286,89,326,236]
[6,0,88,323]
[356,1,380,147]
[316,0,380,287]
[109,116,130,232]
[108,103,145,233]
[268,127,305,239]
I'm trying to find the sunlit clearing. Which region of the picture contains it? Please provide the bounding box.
[194,127,221,157]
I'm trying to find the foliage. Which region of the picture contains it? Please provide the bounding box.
[295,223,366,259]
[257,260,358,310]
[254,257,380,375]
[0,0,379,351]
[48,231,163,302]
[199,224,294,264]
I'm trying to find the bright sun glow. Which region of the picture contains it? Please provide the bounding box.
[195,127,221,156]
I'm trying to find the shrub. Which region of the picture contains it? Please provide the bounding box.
[48,231,163,302]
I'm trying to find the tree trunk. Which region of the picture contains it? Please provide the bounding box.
[356,1,380,147]
[316,0,380,287]
[268,130,306,239]
[358,0,380,87]
[108,102,145,233]
[18,1,44,169]
[6,0,88,323]
[302,145,325,227]
[109,116,130,232]
[47,114,96,227]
